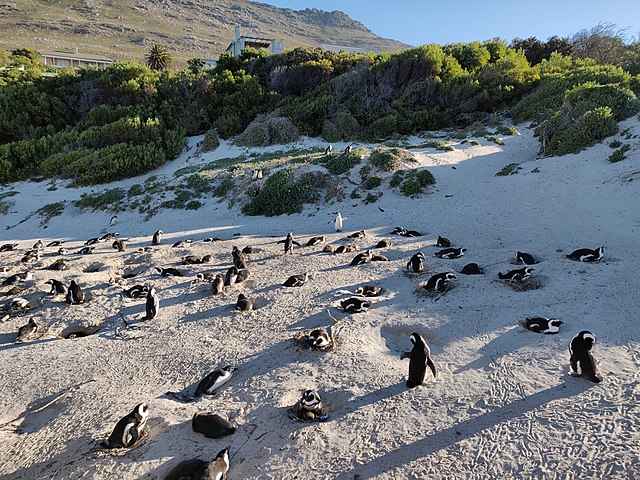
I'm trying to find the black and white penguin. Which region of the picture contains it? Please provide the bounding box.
[423,272,456,293]
[402,332,436,388]
[142,287,159,320]
[2,272,32,286]
[406,252,426,273]
[33,239,44,250]
[340,297,370,313]
[308,329,332,349]
[334,244,356,254]
[0,243,18,252]
[460,263,483,275]
[112,240,125,252]
[21,250,40,264]
[569,331,601,383]
[123,285,149,299]
[277,233,301,255]
[46,240,64,247]
[252,169,263,181]
[99,232,119,242]
[348,230,366,239]
[58,247,69,255]
[45,279,67,295]
[235,293,253,311]
[516,251,538,265]
[183,255,202,265]
[296,390,324,421]
[6,297,30,312]
[306,236,326,247]
[152,229,163,245]
[354,285,383,297]
[212,275,225,295]
[165,448,230,480]
[110,215,118,227]
[235,269,250,284]
[232,246,247,269]
[371,253,388,261]
[283,272,309,287]
[435,247,466,259]
[78,246,94,255]
[155,267,183,277]
[521,317,564,334]
[66,280,85,304]
[84,237,100,246]
[334,213,346,232]
[567,247,604,262]
[498,267,533,282]
[194,366,238,397]
[344,144,353,155]
[375,239,392,249]
[351,250,373,266]
[16,318,38,343]
[172,240,193,248]
[224,266,238,287]
[48,259,68,271]
[196,273,216,283]
[192,413,236,439]
[102,403,150,449]
[202,237,223,243]
[436,236,451,248]
[325,144,332,155]
[242,245,255,254]
[392,226,423,237]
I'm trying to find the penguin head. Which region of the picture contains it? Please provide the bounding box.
[133,403,149,421]
[361,301,371,309]
[354,287,364,295]
[202,255,213,263]
[597,246,605,257]
[580,331,597,347]
[222,365,238,373]
[309,329,330,347]
[237,294,246,301]
[550,319,564,327]
[148,287,157,296]
[524,267,534,274]
[301,390,321,407]
[215,274,223,281]
[445,272,457,281]
[215,447,230,464]
[461,248,467,253]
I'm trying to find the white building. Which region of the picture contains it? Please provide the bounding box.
[226,27,285,58]
[39,48,114,69]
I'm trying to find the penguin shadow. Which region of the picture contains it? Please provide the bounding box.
[0,333,57,351]
[453,325,539,374]
[323,383,407,423]
[180,303,237,324]
[286,310,331,332]
[340,380,592,480]
[9,386,77,435]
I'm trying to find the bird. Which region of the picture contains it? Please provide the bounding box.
[498,267,533,282]
[325,144,333,155]
[277,233,301,255]
[283,273,310,287]
[195,366,238,397]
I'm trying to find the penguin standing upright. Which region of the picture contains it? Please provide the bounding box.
[212,275,225,295]
[102,403,150,449]
[569,331,601,383]
[112,240,125,252]
[344,144,353,155]
[325,144,332,155]
[402,332,436,388]
[232,246,247,269]
[152,229,163,246]
[224,266,239,287]
[142,287,159,320]
[407,252,426,273]
[334,213,346,232]
[66,280,85,305]
[277,233,301,255]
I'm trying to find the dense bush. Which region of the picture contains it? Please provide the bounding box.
[369,147,414,172]
[399,169,436,197]
[608,143,631,163]
[325,151,361,175]
[242,167,318,216]
[202,128,220,151]
[235,114,300,146]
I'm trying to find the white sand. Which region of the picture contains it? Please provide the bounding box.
[0,121,639,479]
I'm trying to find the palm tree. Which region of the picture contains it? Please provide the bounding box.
[146,44,172,71]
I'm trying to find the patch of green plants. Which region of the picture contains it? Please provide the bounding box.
[128,183,144,197]
[404,141,454,151]
[397,169,435,197]
[174,165,200,177]
[202,129,220,151]
[486,135,504,145]
[531,167,541,173]
[242,167,319,216]
[0,199,13,214]
[359,164,372,179]
[361,176,382,190]
[74,188,126,212]
[496,163,520,176]
[213,178,236,198]
[609,139,623,148]
[608,144,631,163]
[369,147,415,172]
[469,140,481,146]
[350,189,361,199]
[36,201,65,224]
[495,125,519,136]
[0,190,17,200]
[364,192,381,204]
[325,151,361,175]
[389,170,405,188]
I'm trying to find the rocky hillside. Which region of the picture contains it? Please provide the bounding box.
[0,0,409,64]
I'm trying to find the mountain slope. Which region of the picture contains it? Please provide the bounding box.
[0,0,409,64]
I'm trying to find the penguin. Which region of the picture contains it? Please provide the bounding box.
[334,244,356,254]
[232,246,247,269]
[242,245,255,254]
[295,390,324,421]
[340,297,370,313]
[201,255,213,264]
[235,293,253,311]
[183,255,209,265]
[99,232,119,242]
[65,280,85,304]
[2,272,32,286]
[165,448,230,480]
[392,227,423,237]
[123,285,149,299]
[78,246,94,255]
[16,318,38,343]
[152,229,163,246]
[172,240,193,248]
[5,286,23,296]
[155,267,183,277]
[434,247,466,259]
[58,247,69,255]
[498,267,533,282]
[402,332,436,388]
[436,236,451,248]
[406,252,426,273]
[308,329,332,349]
[102,403,150,449]
[212,275,225,295]
[344,144,353,155]
[46,259,67,271]
[6,297,30,312]
[235,269,250,284]
[21,250,40,263]
[84,237,100,246]
[354,285,383,297]
[325,144,332,155]
[192,413,236,439]
[224,266,238,287]
[306,236,326,247]
[521,317,564,334]
[142,287,159,320]
[46,240,64,247]
[423,272,456,293]
[194,366,238,397]
[516,251,538,265]
[323,244,337,253]
[283,273,309,287]
[0,243,18,252]
[252,169,263,181]
[567,247,604,262]
[348,230,366,239]
[112,240,125,252]
[569,331,601,383]
[374,239,392,249]
[277,233,300,255]
[460,263,483,275]
[33,239,44,250]
[110,215,118,226]
[334,213,346,232]
[371,253,388,261]
[196,273,216,282]
[202,237,223,243]
[350,250,373,266]
[45,279,67,295]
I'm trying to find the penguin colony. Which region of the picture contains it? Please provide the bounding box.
[0,219,610,478]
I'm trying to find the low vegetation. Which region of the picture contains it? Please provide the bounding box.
[496,163,520,176]
[608,144,631,163]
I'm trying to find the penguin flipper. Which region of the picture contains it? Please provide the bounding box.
[400,351,412,360]
[427,357,437,378]
[293,241,301,247]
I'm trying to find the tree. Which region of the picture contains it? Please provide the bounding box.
[0,49,9,67]
[10,48,42,68]
[187,58,205,74]
[145,45,172,71]
[571,23,626,65]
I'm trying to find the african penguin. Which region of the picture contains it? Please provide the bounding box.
[437,236,451,248]
[340,297,370,313]
[84,237,100,246]
[252,169,263,181]
[58,247,69,255]
[0,243,18,252]
[235,293,253,311]
[423,272,456,293]
[283,273,309,287]
[224,266,238,287]
[33,239,44,250]
[183,255,203,265]
[435,247,466,259]
[164,448,230,480]
[567,247,604,262]
[348,230,366,239]
[308,329,332,349]
[112,240,125,252]
[6,297,30,312]
[66,280,85,305]
[334,213,346,232]
[123,285,149,299]
[192,413,236,439]
[402,332,436,388]
[78,246,94,255]
[344,144,353,155]
[235,269,250,284]
[354,285,383,297]
[172,240,193,248]
[2,272,32,286]
[156,267,183,277]
[16,318,38,343]
[521,317,564,334]
[407,252,426,273]
[296,390,324,421]
[392,226,423,237]
[99,232,119,242]
[48,259,68,271]
[196,273,216,282]
[212,275,225,295]
[371,253,388,261]
[45,279,67,295]
[102,403,150,449]
[232,246,247,269]
[46,240,64,247]
[516,251,538,265]
[351,250,373,266]
[21,250,39,263]
[460,263,483,275]
[306,236,326,247]
[375,239,392,248]
[498,267,533,282]
[325,144,332,155]
[142,287,159,320]
[242,245,255,254]
[334,244,356,254]
[569,331,601,383]
[278,233,300,255]
[152,229,163,245]
[195,366,238,397]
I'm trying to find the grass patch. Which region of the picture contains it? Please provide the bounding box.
[495,125,519,136]
[361,176,382,190]
[609,139,623,148]
[369,147,415,172]
[325,151,361,175]
[36,201,65,225]
[486,135,504,145]
[608,144,631,163]
[404,140,454,151]
[213,178,236,198]
[0,200,13,214]
[398,169,435,197]
[74,188,126,212]
[469,140,481,146]
[174,165,200,177]
[496,163,520,176]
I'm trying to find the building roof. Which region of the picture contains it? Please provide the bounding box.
[38,49,114,62]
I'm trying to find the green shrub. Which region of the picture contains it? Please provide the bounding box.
[321,112,360,142]
[235,115,300,147]
[469,140,481,146]
[185,200,203,210]
[0,199,13,214]
[242,167,319,216]
[369,147,414,172]
[128,184,144,197]
[36,201,65,224]
[389,171,405,187]
[364,192,381,204]
[609,139,623,148]
[74,188,126,211]
[362,176,382,190]
[325,151,361,175]
[495,125,519,136]
[496,163,520,176]
[486,135,504,145]
[608,144,631,163]
[398,169,435,197]
[202,129,220,151]
[213,178,235,197]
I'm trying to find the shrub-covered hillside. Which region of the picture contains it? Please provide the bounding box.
[1,30,640,186]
